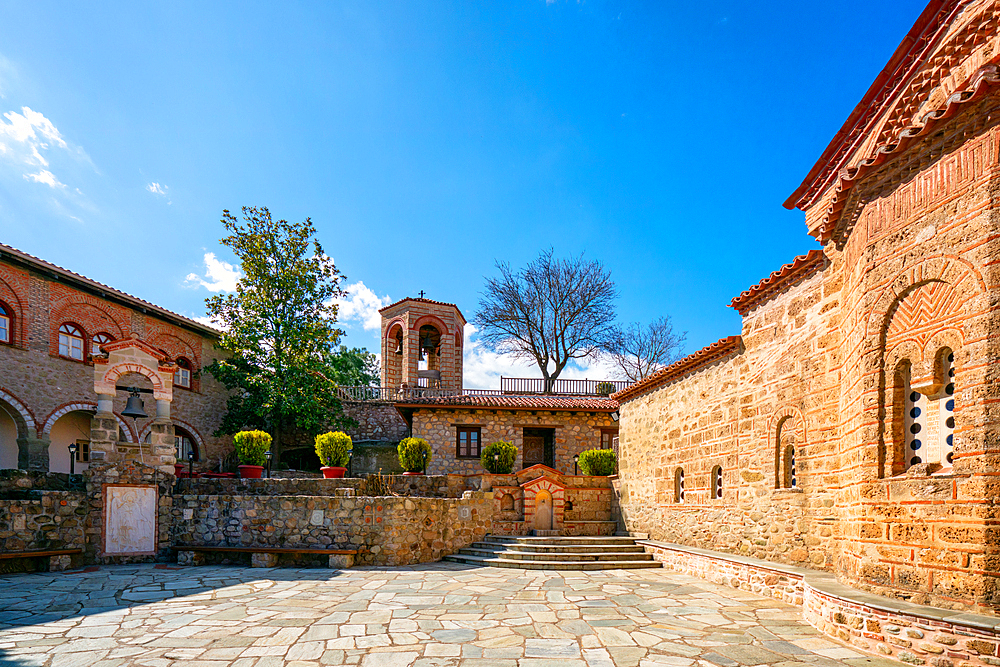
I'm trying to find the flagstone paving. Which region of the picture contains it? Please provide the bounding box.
[0,562,902,667]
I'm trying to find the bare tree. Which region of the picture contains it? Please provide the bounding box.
[603,317,686,382]
[475,249,618,392]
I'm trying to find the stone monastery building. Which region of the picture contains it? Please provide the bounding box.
[612,0,1000,614]
[0,243,230,474]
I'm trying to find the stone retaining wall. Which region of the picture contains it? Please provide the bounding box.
[171,491,492,566]
[642,540,1000,667]
[0,491,86,557]
[175,474,479,498]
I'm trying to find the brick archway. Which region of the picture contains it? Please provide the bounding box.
[42,403,135,443]
[0,387,36,439]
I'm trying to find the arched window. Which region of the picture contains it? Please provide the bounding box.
[940,350,956,466]
[674,468,685,503]
[92,332,113,356]
[0,302,12,344]
[775,416,797,488]
[711,465,723,499]
[58,323,85,361]
[904,385,926,468]
[174,357,192,389]
[175,427,198,462]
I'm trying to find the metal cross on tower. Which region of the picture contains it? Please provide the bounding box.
[418,290,426,299]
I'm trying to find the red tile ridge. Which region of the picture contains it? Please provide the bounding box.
[379,296,467,324]
[0,242,221,337]
[612,336,743,403]
[729,250,826,316]
[784,0,959,212]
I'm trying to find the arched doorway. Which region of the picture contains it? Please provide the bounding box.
[0,407,17,469]
[48,409,94,474]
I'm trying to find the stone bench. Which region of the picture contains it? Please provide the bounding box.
[0,548,83,572]
[175,545,358,569]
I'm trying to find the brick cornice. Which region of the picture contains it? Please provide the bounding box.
[611,336,743,403]
[729,250,827,316]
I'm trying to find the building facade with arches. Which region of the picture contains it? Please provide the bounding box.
[0,242,231,474]
[613,0,1000,613]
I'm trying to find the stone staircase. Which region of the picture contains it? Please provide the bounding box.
[443,535,662,570]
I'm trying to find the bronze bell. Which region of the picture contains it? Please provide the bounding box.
[122,394,147,419]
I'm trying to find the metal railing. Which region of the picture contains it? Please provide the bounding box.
[337,386,504,403]
[499,377,628,396]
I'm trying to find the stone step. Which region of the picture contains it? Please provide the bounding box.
[443,553,663,570]
[487,536,639,546]
[475,541,647,554]
[457,547,655,562]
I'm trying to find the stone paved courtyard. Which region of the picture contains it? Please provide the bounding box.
[0,563,899,667]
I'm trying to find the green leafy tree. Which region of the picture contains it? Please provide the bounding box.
[204,206,354,464]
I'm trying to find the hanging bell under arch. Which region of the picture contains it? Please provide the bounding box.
[122,394,147,420]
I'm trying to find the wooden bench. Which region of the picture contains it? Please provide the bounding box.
[174,545,359,569]
[0,548,83,572]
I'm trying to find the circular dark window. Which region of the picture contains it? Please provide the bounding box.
[911,456,922,465]
[946,417,955,429]
[946,383,955,395]
[910,391,921,402]
[909,407,921,418]
[910,423,922,434]
[911,439,922,450]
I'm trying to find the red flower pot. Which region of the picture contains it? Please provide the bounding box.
[174,464,187,477]
[321,466,347,479]
[238,465,265,479]
[402,471,424,476]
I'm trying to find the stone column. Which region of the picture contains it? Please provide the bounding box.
[89,405,119,464]
[17,435,50,471]
[147,418,177,475]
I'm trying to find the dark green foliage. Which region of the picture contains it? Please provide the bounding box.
[480,441,518,474]
[203,206,374,464]
[578,448,617,476]
[595,382,615,396]
[397,437,432,473]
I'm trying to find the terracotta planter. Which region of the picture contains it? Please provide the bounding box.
[321,466,347,479]
[238,464,265,479]
[402,471,424,476]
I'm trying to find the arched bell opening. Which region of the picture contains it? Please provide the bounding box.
[417,324,443,387]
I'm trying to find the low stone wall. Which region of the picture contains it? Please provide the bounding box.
[171,491,492,566]
[175,474,479,499]
[0,470,86,496]
[0,491,86,557]
[641,540,1000,667]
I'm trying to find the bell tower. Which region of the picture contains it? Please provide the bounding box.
[380,297,466,392]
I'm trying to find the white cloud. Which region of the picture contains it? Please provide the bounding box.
[23,169,64,188]
[190,314,225,331]
[0,106,86,194]
[333,281,391,331]
[146,182,166,195]
[185,252,241,293]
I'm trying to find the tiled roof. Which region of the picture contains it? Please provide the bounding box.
[395,394,619,411]
[729,250,826,315]
[784,0,960,212]
[611,336,743,403]
[0,242,221,337]
[379,297,467,324]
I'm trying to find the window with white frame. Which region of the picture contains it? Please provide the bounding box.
[174,357,192,389]
[58,323,85,360]
[92,332,113,356]
[0,303,11,344]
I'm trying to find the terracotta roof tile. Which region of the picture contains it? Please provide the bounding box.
[729,250,826,316]
[0,242,221,337]
[611,336,743,403]
[395,394,619,411]
[379,297,467,323]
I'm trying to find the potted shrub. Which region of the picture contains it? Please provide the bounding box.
[577,448,617,476]
[480,441,518,474]
[595,381,616,396]
[397,437,431,475]
[233,430,271,479]
[315,431,352,478]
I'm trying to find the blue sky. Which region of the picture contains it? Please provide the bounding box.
[0,1,924,387]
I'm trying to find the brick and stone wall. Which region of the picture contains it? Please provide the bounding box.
[414,408,617,476]
[616,49,1000,613]
[0,255,232,473]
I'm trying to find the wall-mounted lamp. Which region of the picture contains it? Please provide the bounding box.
[573,454,579,476]
[68,442,78,475]
[265,450,273,479]
[610,411,620,422]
